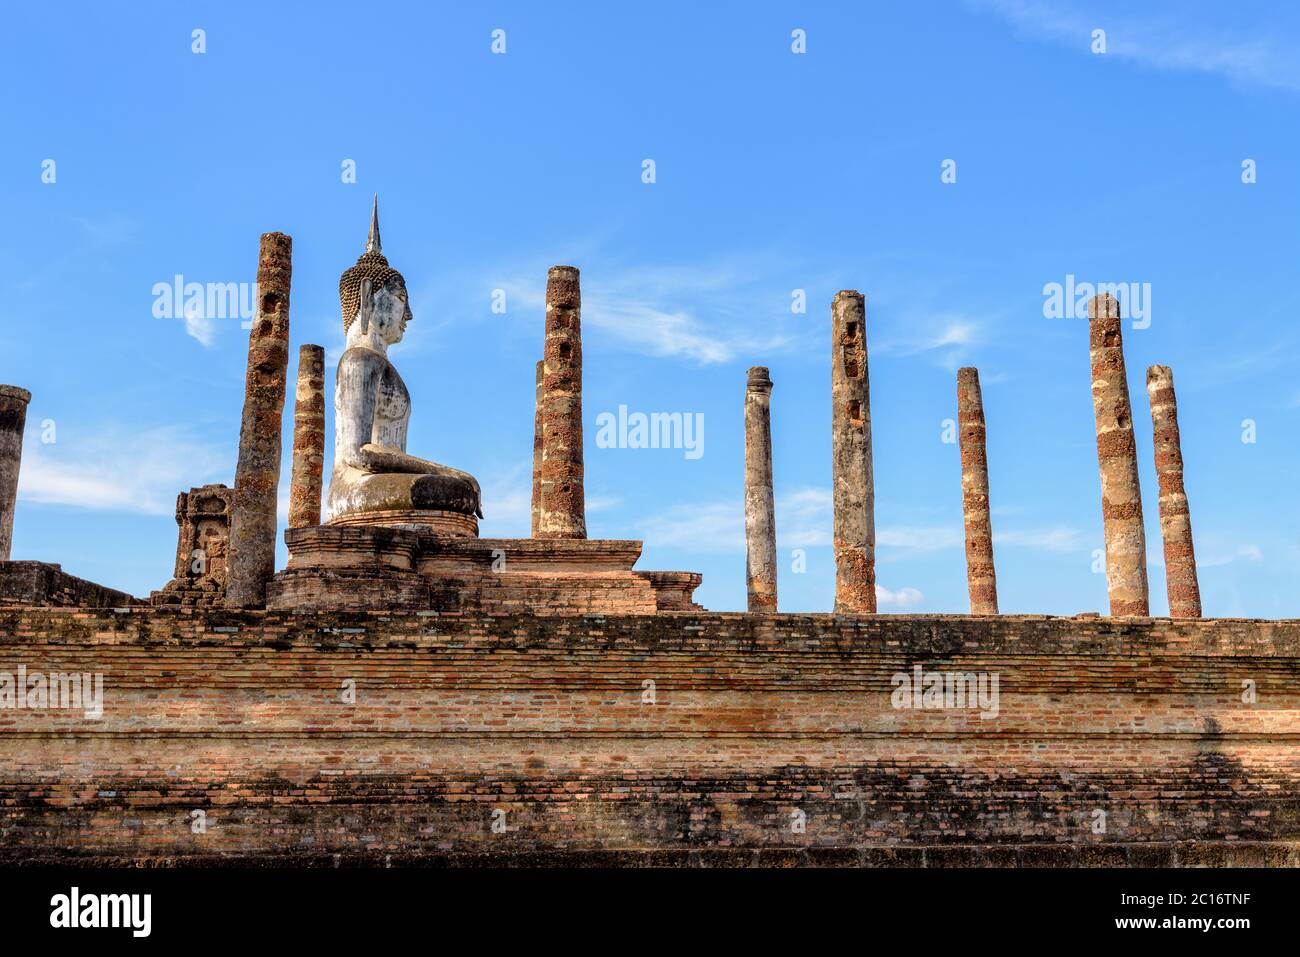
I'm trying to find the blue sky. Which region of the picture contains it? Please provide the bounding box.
[2,0,1298,615]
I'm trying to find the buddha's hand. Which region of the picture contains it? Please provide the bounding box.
[358,443,483,518]
[357,443,423,473]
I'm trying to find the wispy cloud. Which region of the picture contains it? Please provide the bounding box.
[18,425,228,515]
[182,301,218,348]
[1200,544,1263,568]
[993,525,1084,552]
[650,487,1082,557]
[874,312,984,370]
[973,0,1300,93]
[487,255,806,365]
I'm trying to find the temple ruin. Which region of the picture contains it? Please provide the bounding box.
[0,204,1296,867]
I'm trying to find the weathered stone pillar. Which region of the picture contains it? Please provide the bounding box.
[831,290,876,614]
[1088,293,1148,617]
[1146,365,1201,618]
[226,232,293,608]
[0,385,31,562]
[957,367,997,615]
[537,265,586,539]
[288,344,325,529]
[531,359,543,537]
[744,366,777,612]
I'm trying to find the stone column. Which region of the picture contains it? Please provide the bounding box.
[288,344,325,529]
[1089,293,1148,617]
[537,265,586,539]
[744,366,777,612]
[0,385,31,562]
[831,290,876,614]
[531,359,543,537]
[1146,365,1201,618]
[957,368,998,615]
[226,232,293,608]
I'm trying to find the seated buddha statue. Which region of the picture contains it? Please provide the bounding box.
[326,199,483,524]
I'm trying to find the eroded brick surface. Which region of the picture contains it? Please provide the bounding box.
[0,609,1295,865]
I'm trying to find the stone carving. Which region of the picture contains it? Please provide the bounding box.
[150,484,234,606]
[326,198,483,527]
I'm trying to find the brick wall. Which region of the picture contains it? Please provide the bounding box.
[0,608,1296,865]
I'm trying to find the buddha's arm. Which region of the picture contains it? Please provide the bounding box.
[335,351,383,470]
[358,444,482,493]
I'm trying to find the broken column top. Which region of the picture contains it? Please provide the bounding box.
[746,366,772,390]
[1147,364,1173,385]
[1088,292,1121,320]
[546,265,580,306]
[0,385,31,404]
[957,366,979,385]
[834,289,864,302]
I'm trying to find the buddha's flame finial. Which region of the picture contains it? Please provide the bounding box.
[366,194,382,254]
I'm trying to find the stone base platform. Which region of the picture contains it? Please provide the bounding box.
[266,525,702,614]
[327,508,478,538]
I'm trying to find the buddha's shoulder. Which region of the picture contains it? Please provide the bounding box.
[337,346,391,375]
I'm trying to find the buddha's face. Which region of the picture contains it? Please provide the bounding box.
[370,282,411,345]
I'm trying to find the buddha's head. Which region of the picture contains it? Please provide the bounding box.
[339,196,412,343]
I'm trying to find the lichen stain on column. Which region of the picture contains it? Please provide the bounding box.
[537,266,586,540]
[1089,292,1148,617]
[744,366,777,612]
[288,344,325,529]
[1146,364,1201,618]
[0,384,32,562]
[226,232,292,608]
[957,367,998,615]
[831,290,876,614]
[531,359,544,538]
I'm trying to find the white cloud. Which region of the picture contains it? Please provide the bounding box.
[183,303,217,348]
[974,0,1300,93]
[18,425,228,515]
[876,584,925,609]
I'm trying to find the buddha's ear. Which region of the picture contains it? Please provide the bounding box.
[357,278,373,334]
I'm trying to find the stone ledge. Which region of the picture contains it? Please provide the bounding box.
[1,607,1298,657]
[0,561,137,609]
